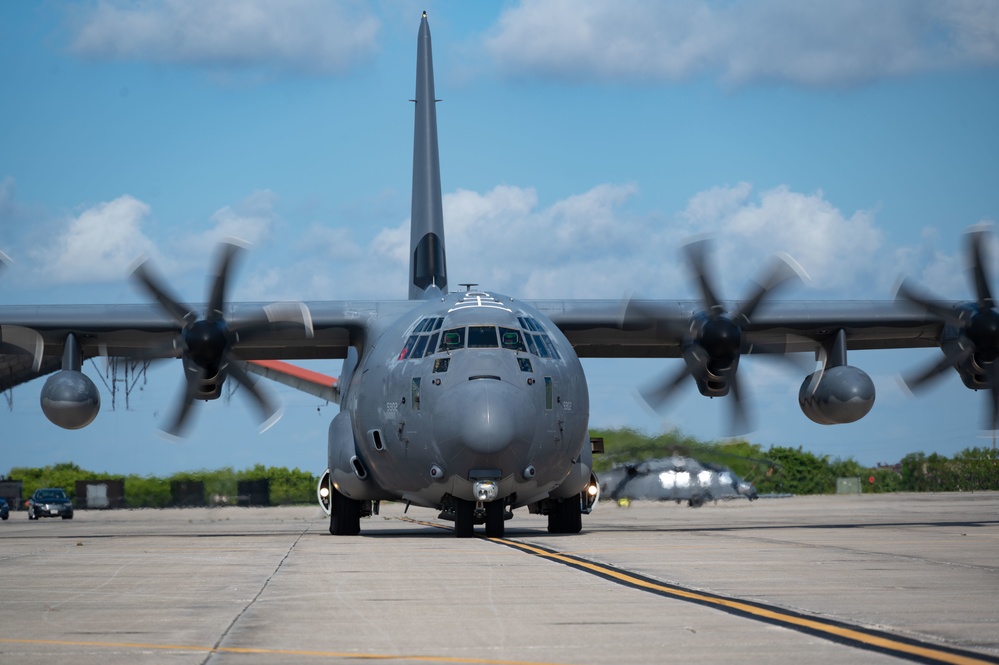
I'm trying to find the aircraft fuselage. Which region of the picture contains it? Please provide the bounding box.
[328,289,593,531]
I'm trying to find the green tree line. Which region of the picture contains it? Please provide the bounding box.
[590,428,999,495]
[4,462,317,507]
[5,431,998,506]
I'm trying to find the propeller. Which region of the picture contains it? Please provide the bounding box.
[896,226,999,430]
[634,239,804,434]
[131,241,313,438]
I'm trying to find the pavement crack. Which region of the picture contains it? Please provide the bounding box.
[200,522,313,665]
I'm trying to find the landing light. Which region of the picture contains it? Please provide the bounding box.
[319,487,330,499]
[587,484,599,497]
[473,480,499,502]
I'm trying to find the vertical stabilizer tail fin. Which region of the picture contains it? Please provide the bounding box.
[409,12,448,300]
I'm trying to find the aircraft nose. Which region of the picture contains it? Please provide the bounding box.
[434,378,534,454]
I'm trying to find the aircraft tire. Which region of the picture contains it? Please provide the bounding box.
[329,489,361,536]
[547,498,582,534]
[484,500,505,538]
[454,498,474,538]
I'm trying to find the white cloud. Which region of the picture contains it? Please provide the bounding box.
[298,224,363,262]
[484,0,999,87]
[67,0,380,76]
[685,184,885,293]
[438,182,949,301]
[267,181,907,301]
[891,222,999,301]
[441,183,660,298]
[195,189,278,248]
[150,181,969,306]
[36,195,157,283]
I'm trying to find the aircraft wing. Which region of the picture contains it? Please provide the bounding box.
[0,298,947,392]
[0,300,415,393]
[534,299,945,358]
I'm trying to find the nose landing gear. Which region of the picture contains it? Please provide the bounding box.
[445,496,509,538]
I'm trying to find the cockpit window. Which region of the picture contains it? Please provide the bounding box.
[467,325,499,348]
[523,332,538,355]
[400,317,448,360]
[510,317,562,360]
[424,332,440,357]
[411,334,430,358]
[533,334,550,358]
[402,320,558,360]
[398,335,419,360]
[500,327,526,352]
[440,328,466,352]
[537,334,561,360]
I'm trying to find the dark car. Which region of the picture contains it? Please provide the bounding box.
[27,488,74,520]
[0,498,8,520]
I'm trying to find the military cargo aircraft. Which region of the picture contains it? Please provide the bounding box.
[0,14,993,538]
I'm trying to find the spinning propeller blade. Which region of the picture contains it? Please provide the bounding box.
[896,227,999,430]
[131,241,307,437]
[636,239,803,435]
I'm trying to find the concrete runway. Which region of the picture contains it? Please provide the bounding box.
[1,492,997,664]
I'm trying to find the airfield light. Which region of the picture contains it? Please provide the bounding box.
[473,480,499,502]
[316,471,333,517]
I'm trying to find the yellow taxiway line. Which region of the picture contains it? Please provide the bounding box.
[0,637,574,665]
[401,516,999,665]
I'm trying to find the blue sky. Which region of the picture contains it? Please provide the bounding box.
[2,1,998,476]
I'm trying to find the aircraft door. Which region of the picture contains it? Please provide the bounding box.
[542,374,566,453]
[390,362,428,456]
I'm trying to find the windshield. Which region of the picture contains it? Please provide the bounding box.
[400,318,559,360]
[36,489,68,501]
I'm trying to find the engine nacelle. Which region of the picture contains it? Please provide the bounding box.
[40,370,100,429]
[799,365,875,425]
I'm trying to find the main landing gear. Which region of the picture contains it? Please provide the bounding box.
[546,497,582,534]
[329,488,361,536]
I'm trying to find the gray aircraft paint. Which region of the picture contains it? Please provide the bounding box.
[409,14,447,300]
[334,289,591,511]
